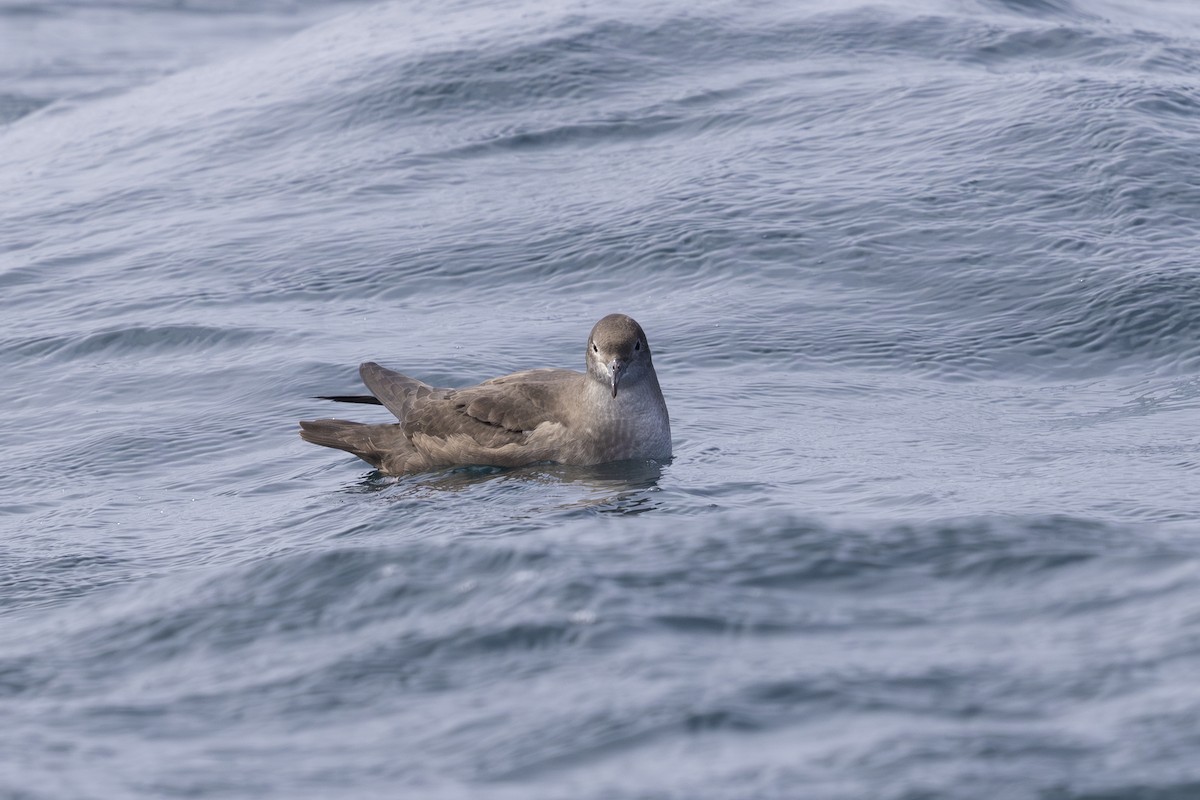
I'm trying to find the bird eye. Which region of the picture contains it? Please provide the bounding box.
[592,343,598,353]
[635,340,641,351]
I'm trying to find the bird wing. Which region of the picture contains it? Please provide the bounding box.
[401,369,581,447]
[359,362,448,423]
[453,369,580,432]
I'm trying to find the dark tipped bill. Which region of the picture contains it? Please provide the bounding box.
[609,359,623,398]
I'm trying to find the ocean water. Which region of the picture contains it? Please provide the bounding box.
[3,0,1200,797]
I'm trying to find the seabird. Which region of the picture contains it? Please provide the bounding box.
[300,314,671,475]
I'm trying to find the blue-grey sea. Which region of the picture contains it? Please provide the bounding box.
[3,0,1200,797]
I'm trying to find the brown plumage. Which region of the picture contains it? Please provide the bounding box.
[299,314,671,475]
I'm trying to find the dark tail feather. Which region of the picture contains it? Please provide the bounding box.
[315,395,383,405]
[299,419,383,468]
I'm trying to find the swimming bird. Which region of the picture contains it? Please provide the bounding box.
[299,314,671,475]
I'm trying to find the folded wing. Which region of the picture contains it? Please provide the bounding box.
[401,368,581,448]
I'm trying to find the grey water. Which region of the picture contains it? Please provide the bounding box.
[3,0,1200,797]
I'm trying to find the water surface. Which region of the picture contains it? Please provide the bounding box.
[2,0,1200,797]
